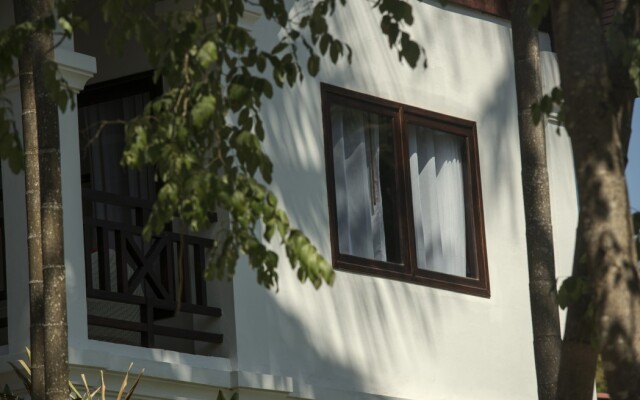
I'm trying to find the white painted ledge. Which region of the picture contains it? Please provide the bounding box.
[231,370,293,393]
[53,48,96,93]
[0,345,447,400]
[4,49,95,94]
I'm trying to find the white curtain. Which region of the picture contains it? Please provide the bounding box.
[331,105,388,261]
[408,125,467,276]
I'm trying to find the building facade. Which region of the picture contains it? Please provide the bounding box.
[0,0,579,399]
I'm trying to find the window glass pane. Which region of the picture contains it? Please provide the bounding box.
[79,92,154,201]
[407,124,471,277]
[331,104,402,263]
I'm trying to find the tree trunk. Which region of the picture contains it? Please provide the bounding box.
[552,1,640,399]
[12,1,45,398]
[510,2,562,399]
[17,0,70,398]
[36,43,69,400]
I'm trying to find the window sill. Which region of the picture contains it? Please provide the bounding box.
[333,258,491,298]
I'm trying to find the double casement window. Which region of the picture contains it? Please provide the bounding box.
[321,84,489,297]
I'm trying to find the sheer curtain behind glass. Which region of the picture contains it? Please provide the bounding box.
[408,125,468,277]
[331,105,400,263]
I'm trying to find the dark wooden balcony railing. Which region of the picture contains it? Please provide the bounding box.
[82,188,222,351]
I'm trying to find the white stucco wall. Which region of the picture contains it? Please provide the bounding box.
[230,1,577,400]
[538,44,579,335]
[0,0,580,398]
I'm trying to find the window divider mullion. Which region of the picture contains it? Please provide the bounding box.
[395,106,416,277]
[320,85,340,267]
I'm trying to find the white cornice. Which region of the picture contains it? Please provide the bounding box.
[53,48,97,93]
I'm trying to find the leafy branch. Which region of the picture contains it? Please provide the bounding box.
[0,0,426,290]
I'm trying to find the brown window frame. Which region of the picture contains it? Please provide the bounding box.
[321,83,490,297]
[447,0,510,19]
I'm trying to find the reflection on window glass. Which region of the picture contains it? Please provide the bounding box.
[407,125,472,277]
[331,104,401,264]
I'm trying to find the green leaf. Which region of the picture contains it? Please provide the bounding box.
[196,41,218,68]
[558,275,590,309]
[264,221,276,241]
[58,16,73,35]
[272,41,288,54]
[263,80,273,99]
[8,148,23,173]
[286,64,297,86]
[329,40,341,63]
[229,83,249,102]
[319,34,331,54]
[256,55,267,72]
[307,54,320,76]
[191,95,217,128]
[267,192,278,206]
[228,82,251,111]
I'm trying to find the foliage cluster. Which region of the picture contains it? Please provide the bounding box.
[0,0,425,289]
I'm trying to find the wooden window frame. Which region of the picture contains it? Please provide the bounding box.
[77,71,163,108]
[321,83,490,297]
[446,0,510,19]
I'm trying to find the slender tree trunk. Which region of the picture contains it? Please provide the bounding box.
[12,2,45,398]
[552,1,640,399]
[510,2,562,399]
[36,40,69,400]
[40,93,69,399]
[17,0,70,398]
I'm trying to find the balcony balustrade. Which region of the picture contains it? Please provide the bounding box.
[83,188,222,353]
